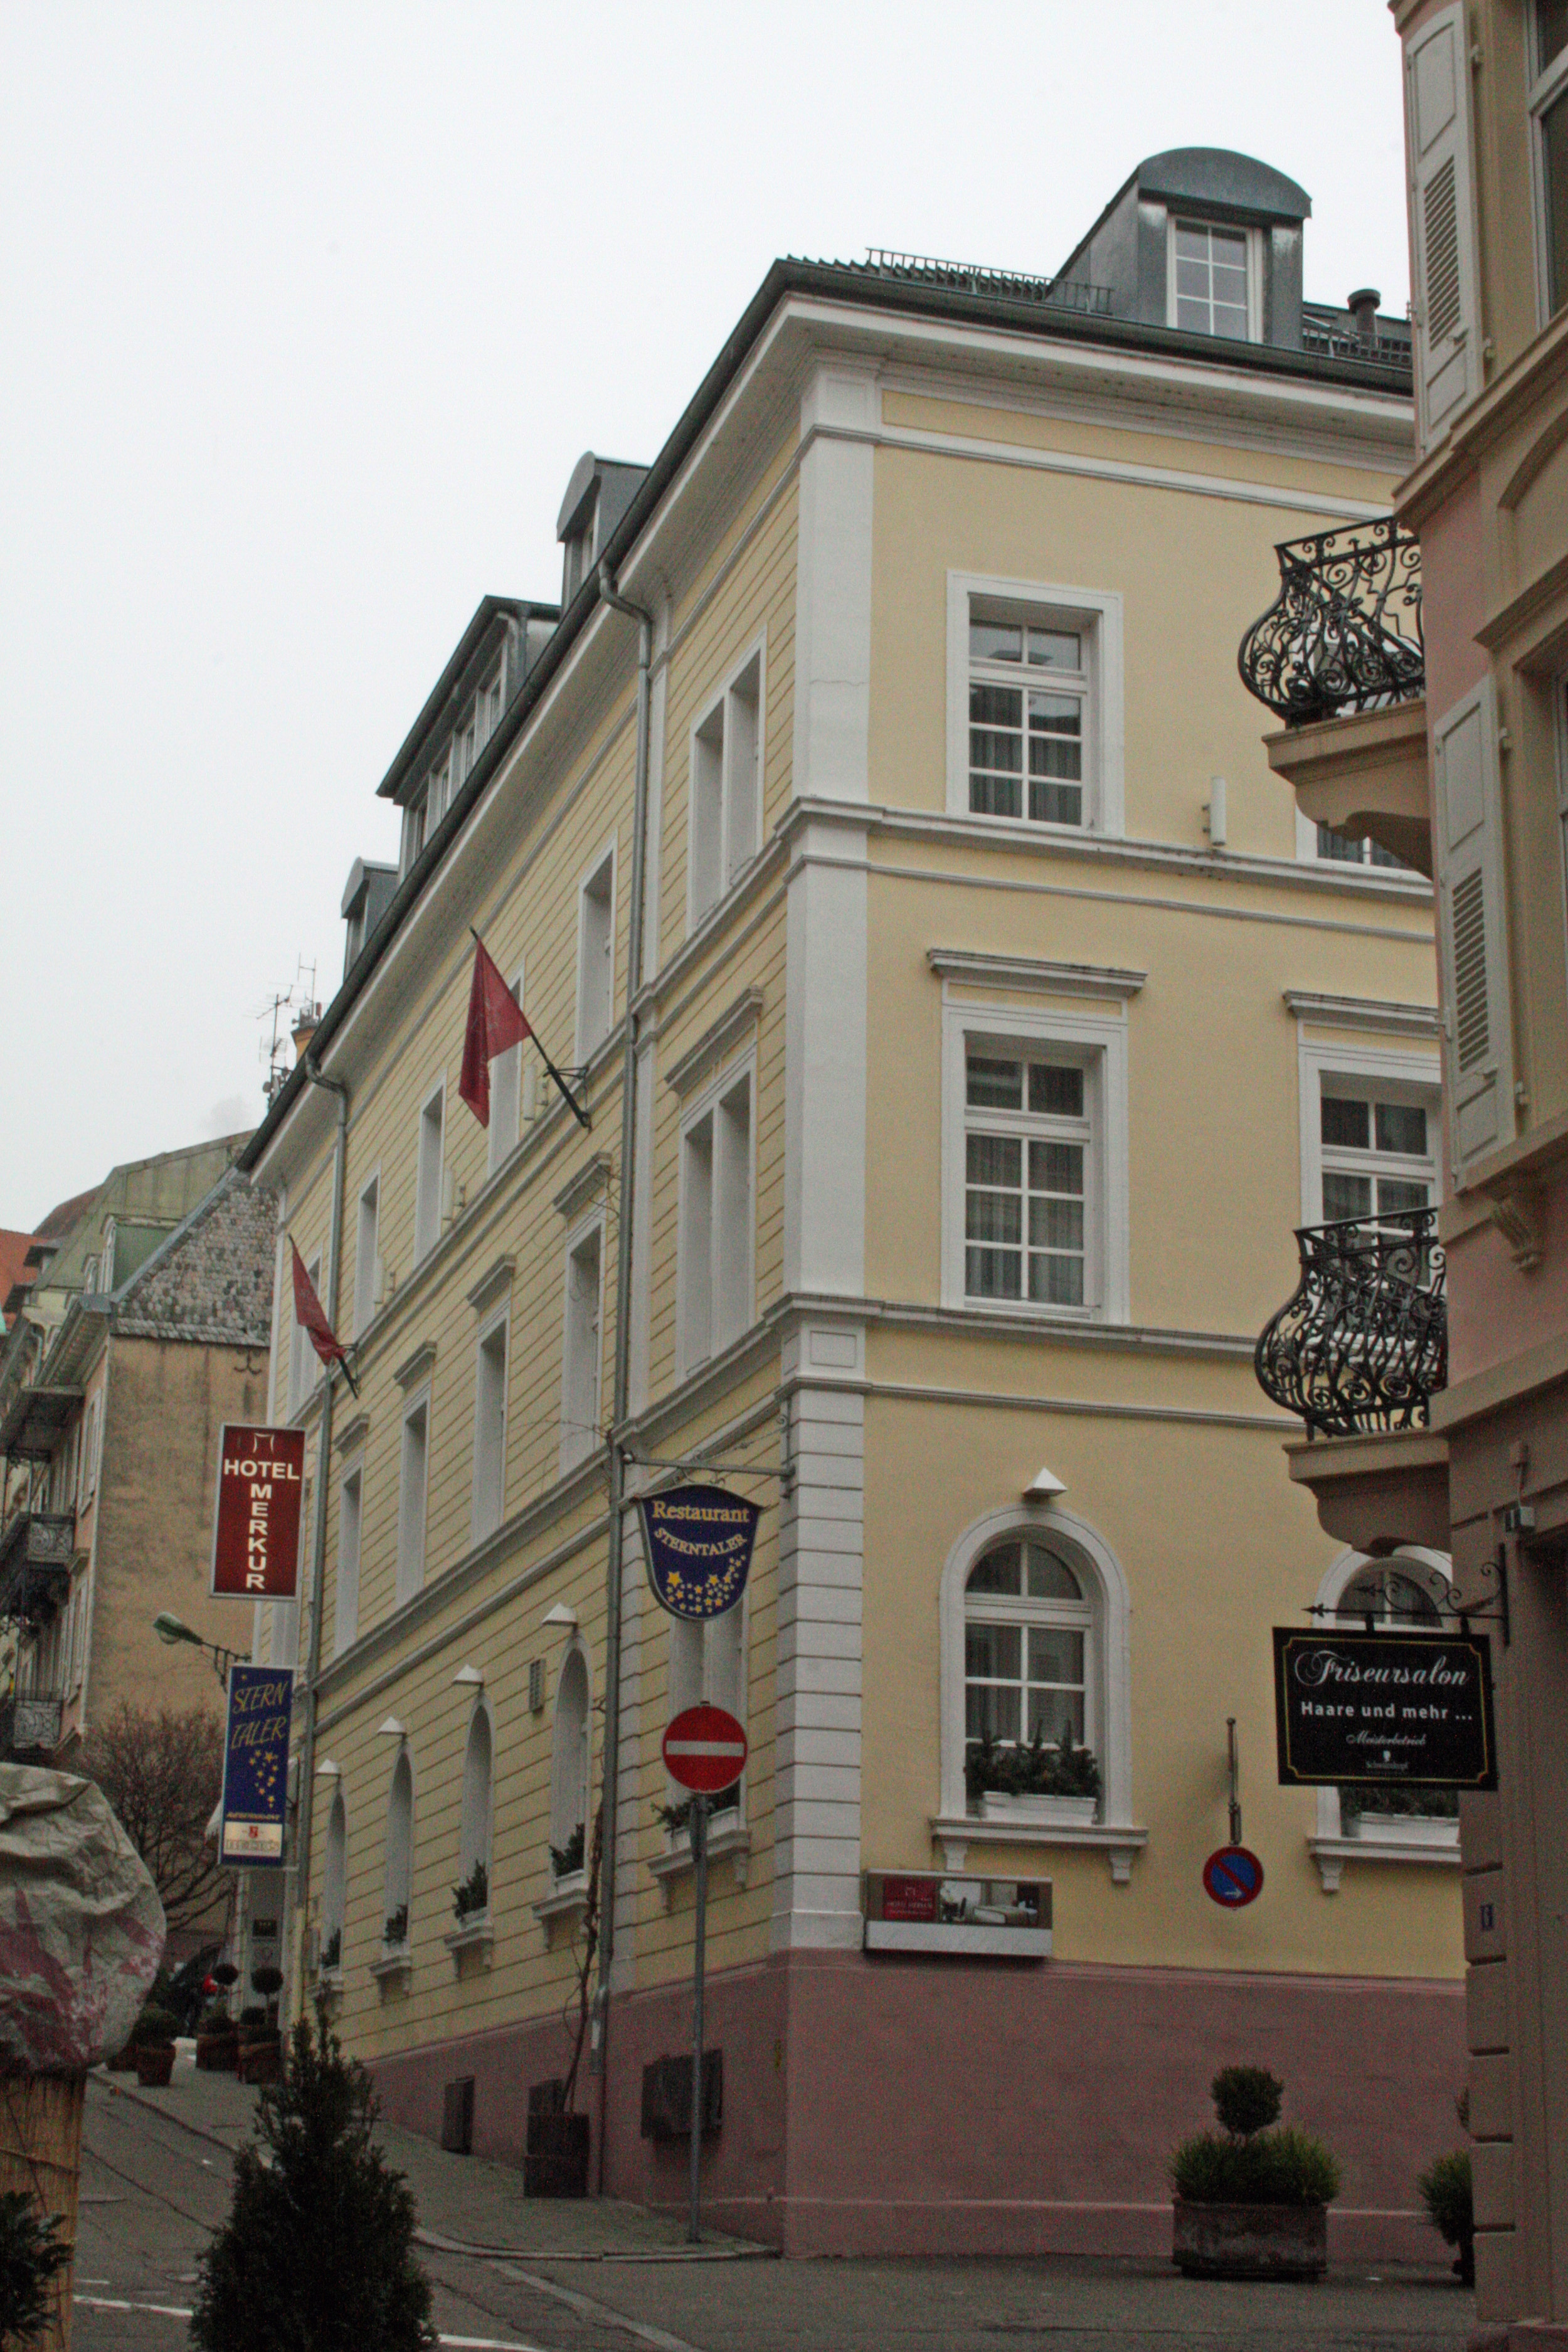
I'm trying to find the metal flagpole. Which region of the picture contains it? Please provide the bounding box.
[689,1792,709,2244]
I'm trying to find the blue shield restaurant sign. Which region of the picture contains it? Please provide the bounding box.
[638,1483,761,1621]
[220,1665,294,1865]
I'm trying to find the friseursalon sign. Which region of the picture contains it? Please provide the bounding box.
[1272,1628,1497,1791]
[638,1483,761,1621]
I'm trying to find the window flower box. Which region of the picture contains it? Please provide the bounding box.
[1347,1811,1456,1846]
[978,1790,1098,1828]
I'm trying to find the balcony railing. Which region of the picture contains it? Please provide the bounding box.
[0,1511,75,1628]
[1,1692,64,1759]
[1254,1208,1446,1438]
[1237,516,1424,727]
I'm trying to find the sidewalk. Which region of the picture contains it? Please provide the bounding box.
[100,2050,768,2262]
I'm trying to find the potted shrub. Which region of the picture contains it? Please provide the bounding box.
[237,1973,285,2085]
[1419,2095,1475,2285]
[383,1904,408,1949]
[549,1824,585,1883]
[319,1927,342,1973]
[967,1720,1101,1826]
[130,2002,181,2088]
[1170,2066,1340,2279]
[195,2001,239,2074]
[451,1861,489,1924]
[0,2190,71,2348]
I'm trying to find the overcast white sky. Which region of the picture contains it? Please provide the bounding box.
[1,1,1412,1227]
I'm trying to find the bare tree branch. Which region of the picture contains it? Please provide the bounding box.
[80,1703,226,1930]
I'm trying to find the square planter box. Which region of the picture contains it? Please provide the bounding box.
[133,2044,176,2088]
[978,1792,1098,1828]
[1172,2200,1328,2280]
[195,2033,238,2073]
[1348,1813,1456,1845]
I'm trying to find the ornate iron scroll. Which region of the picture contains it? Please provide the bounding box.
[1254,1208,1446,1438]
[1237,516,1424,726]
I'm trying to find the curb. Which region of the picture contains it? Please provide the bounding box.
[417,2226,777,2265]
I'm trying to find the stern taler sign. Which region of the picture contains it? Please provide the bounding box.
[210,1426,305,1599]
[220,1665,294,1865]
[1273,1628,1497,1790]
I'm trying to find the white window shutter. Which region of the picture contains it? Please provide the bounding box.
[1434,679,1513,1173]
[1405,5,1482,449]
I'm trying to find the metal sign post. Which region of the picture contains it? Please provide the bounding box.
[689,1791,708,2245]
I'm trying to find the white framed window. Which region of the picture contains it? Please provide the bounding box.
[322,1792,347,1971]
[289,1254,323,1411]
[487,961,526,1175]
[1168,218,1261,341]
[384,1748,413,1946]
[575,844,616,1062]
[1307,1548,1461,1883]
[938,1503,1135,1835]
[459,1700,493,1900]
[426,747,452,831]
[413,1081,445,1265]
[472,1308,508,1544]
[1295,1037,1441,1227]
[480,664,504,744]
[548,1642,591,1880]
[401,788,428,876]
[396,1392,429,1605]
[559,1219,603,1473]
[1306,816,1414,872]
[335,1467,362,1656]
[688,638,765,929]
[1531,0,1568,320]
[946,573,1123,837]
[678,1062,754,1373]
[352,1173,381,1340]
[941,999,1130,1323]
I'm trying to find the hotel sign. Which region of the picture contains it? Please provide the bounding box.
[1273,1628,1497,1790]
[219,1665,294,1865]
[210,1426,305,1599]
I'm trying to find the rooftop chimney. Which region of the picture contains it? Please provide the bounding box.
[1347,287,1381,349]
[292,1004,322,1064]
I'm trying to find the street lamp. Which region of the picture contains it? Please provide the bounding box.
[152,1611,240,1690]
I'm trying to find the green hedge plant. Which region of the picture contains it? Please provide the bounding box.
[0,2190,70,2349]
[1170,2067,1341,2208]
[965,1720,1102,1803]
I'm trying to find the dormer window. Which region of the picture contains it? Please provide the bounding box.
[563,489,598,604]
[401,788,428,875]
[1170,220,1259,341]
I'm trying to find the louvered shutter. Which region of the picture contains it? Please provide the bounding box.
[1405,4,1482,449]
[1434,680,1513,1173]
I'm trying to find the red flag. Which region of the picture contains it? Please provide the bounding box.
[291,1241,350,1379]
[459,938,532,1127]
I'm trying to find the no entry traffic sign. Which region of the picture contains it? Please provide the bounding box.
[1202,1845,1264,1907]
[662,1704,748,1795]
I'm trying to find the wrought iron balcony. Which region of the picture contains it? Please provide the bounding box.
[1237,516,1423,727]
[1254,1208,1446,1439]
[1,1692,64,1760]
[0,1510,75,1628]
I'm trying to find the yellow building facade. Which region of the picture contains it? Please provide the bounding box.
[243,151,1463,2255]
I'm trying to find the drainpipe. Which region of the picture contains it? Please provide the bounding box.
[287,1051,350,2027]
[593,558,654,2188]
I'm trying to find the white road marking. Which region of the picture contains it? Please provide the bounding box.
[76,2302,541,2349]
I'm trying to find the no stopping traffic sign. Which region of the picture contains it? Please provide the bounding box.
[662,1704,748,1794]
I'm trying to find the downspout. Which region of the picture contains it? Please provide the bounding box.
[287,1052,351,2026]
[594,558,654,2190]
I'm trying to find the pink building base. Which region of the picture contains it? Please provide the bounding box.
[369,1948,1464,2262]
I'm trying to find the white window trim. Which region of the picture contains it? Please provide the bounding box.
[941,993,1130,1323]
[1528,1,1568,327]
[459,1692,495,1889]
[676,1049,757,1378]
[470,1300,510,1547]
[686,632,768,935]
[334,1465,363,1658]
[1165,218,1264,342]
[574,839,617,1066]
[352,1167,382,1342]
[946,572,1125,839]
[413,1077,446,1267]
[382,1744,415,1949]
[546,1636,593,1883]
[1305,1546,1462,1892]
[935,1503,1142,1877]
[396,1385,431,1606]
[559,1211,606,1477]
[1295,1036,1443,1226]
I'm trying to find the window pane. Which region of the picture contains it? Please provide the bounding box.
[1029,1140,1083,1196]
[1030,780,1083,826]
[1338,1565,1441,1625]
[1176,296,1212,332]
[1028,1628,1084,1687]
[1031,1197,1084,1251]
[1026,629,1081,670]
[1029,1064,1084,1117]
[1377,1177,1430,1219]
[1322,1096,1370,1149]
[971,682,1022,728]
[968,1246,1022,1298]
[971,772,1022,818]
[966,1621,1020,1678]
[1212,301,1249,340]
[967,1190,1022,1245]
[970,728,1022,773]
[1212,229,1246,265]
[1027,1687,1086,1744]
[1544,83,1568,315]
[972,620,1023,664]
[1316,823,1364,862]
[1175,224,1207,260]
[968,1056,1022,1110]
[969,1543,1023,1596]
[1539,0,1568,76]
[967,1683,1021,1743]
[1375,1101,1427,1155]
[1025,1544,1082,1601]
[968,1132,1021,1185]
[1029,1253,1085,1306]
[1323,1171,1373,1222]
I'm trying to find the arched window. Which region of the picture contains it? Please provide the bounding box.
[459,1703,493,1907]
[1308,1547,1459,1887]
[549,1646,591,1882]
[384,1749,413,1947]
[322,1791,347,1971]
[939,1505,1140,1877]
